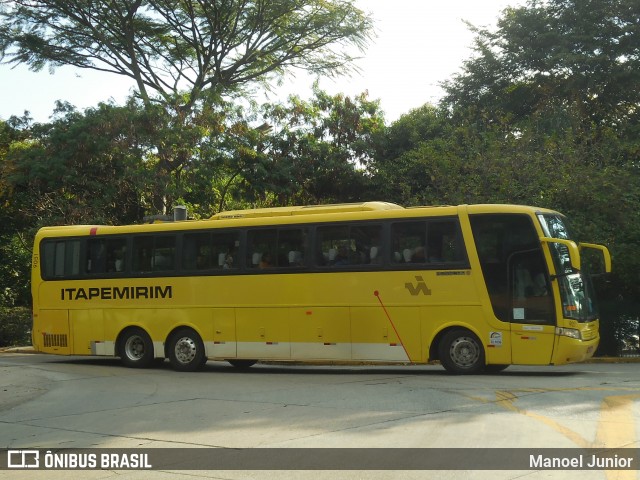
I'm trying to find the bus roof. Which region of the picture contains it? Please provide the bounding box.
[210,201,404,220]
[34,203,562,238]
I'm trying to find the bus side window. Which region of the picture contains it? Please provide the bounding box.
[41,242,56,278]
[350,224,382,265]
[391,220,465,266]
[317,225,350,266]
[86,239,107,274]
[132,235,176,273]
[316,224,381,267]
[133,237,153,272]
[212,231,239,270]
[41,239,81,279]
[106,238,127,273]
[391,222,426,264]
[183,233,211,270]
[278,228,306,267]
[153,236,175,271]
[427,220,466,264]
[247,229,277,269]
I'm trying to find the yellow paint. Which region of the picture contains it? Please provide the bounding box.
[596,395,640,480]
[490,389,638,478]
[31,202,609,368]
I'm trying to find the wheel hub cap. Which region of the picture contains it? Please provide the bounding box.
[175,337,197,364]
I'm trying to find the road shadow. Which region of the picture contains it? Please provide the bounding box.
[41,355,585,378]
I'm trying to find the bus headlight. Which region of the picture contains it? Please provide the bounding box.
[556,327,582,340]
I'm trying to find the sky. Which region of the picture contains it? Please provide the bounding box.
[0,0,523,124]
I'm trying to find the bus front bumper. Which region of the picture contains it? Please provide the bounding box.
[553,335,599,365]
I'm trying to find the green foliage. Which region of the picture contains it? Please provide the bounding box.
[0,234,31,308]
[370,0,640,353]
[444,0,640,130]
[438,0,640,307]
[0,0,373,109]
[240,87,385,206]
[1,101,152,226]
[1,0,639,356]
[0,0,374,217]
[0,307,31,347]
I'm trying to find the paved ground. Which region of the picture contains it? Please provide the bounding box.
[1,351,639,480]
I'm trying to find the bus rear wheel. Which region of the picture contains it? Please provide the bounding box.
[168,328,206,372]
[118,327,154,368]
[438,329,485,374]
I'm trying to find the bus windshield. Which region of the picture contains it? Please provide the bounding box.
[537,213,599,322]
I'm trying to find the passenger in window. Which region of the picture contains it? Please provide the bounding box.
[333,245,350,266]
[113,249,124,272]
[288,250,303,266]
[259,253,272,269]
[354,242,370,264]
[411,247,426,263]
[369,246,381,264]
[222,242,237,269]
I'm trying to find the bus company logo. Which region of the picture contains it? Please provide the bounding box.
[60,285,172,301]
[7,450,39,469]
[404,276,432,296]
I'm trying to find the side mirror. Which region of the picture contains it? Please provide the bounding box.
[541,237,581,272]
[579,242,612,274]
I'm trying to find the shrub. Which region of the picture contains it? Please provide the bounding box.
[0,307,32,347]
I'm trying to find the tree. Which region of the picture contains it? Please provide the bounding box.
[0,0,374,213]
[0,118,32,309]
[242,87,384,206]
[0,1,372,107]
[439,0,640,288]
[1,102,150,226]
[368,105,451,205]
[379,0,640,353]
[443,0,640,134]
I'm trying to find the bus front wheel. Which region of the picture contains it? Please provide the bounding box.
[168,328,206,372]
[438,329,485,374]
[118,327,154,368]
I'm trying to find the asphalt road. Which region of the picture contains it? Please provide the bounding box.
[0,352,639,480]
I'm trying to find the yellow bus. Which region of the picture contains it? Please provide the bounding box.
[31,202,611,374]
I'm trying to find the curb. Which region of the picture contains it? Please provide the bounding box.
[0,346,36,354]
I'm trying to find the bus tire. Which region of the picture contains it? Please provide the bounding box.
[118,327,154,369]
[227,359,257,369]
[438,329,485,374]
[168,328,206,372]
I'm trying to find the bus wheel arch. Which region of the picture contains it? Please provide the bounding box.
[435,327,485,375]
[166,327,207,372]
[117,326,154,369]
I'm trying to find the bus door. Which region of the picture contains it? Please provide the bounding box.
[508,248,556,365]
[470,213,556,365]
